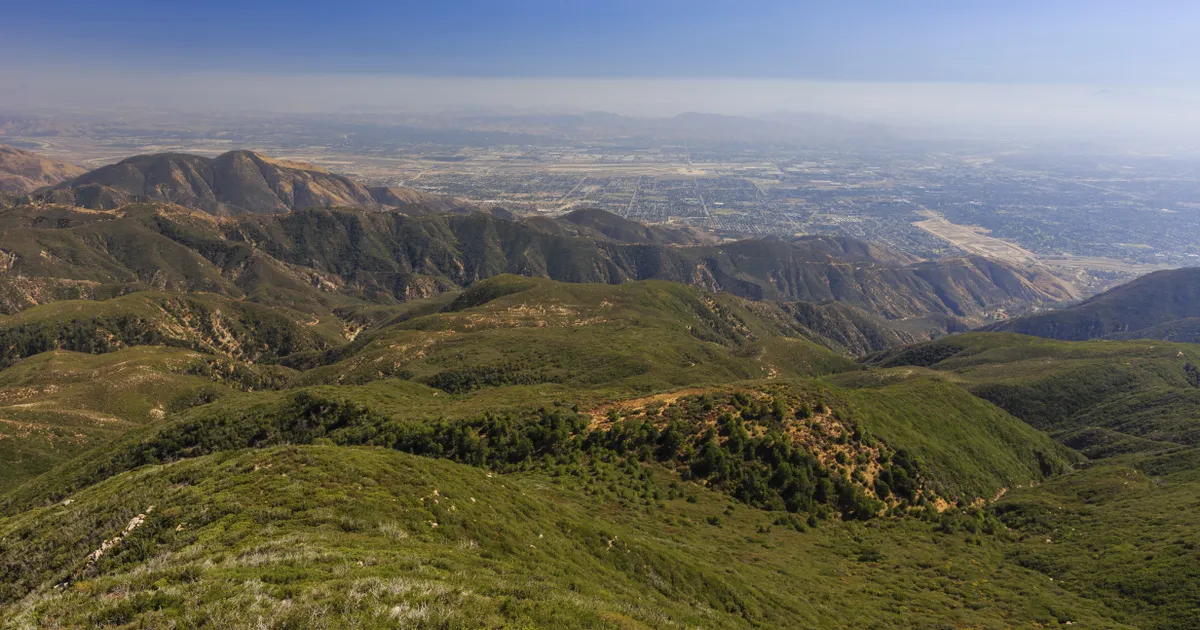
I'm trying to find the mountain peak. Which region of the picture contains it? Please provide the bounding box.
[49,150,379,215]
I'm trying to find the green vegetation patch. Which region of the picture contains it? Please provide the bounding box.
[0,446,1134,629]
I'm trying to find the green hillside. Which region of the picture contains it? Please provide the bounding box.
[0,291,344,368]
[0,446,1134,629]
[995,448,1200,630]
[290,276,861,391]
[986,267,1200,342]
[871,332,1200,457]
[0,347,288,493]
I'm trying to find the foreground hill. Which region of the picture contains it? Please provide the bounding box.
[0,146,85,194]
[985,267,1200,342]
[0,445,1133,629]
[0,204,1072,341]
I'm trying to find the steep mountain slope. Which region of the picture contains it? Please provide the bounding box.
[792,234,921,266]
[365,185,474,214]
[0,146,85,194]
[985,267,1200,341]
[44,150,384,215]
[0,202,1072,355]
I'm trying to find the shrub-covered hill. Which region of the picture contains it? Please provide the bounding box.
[1,370,1074,522]
[994,448,1200,630]
[0,276,1075,513]
[0,347,291,493]
[0,202,1071,335]
[984,266,1200,342]
[287,275,865,390]
[870,333,1200,458]
[0,446,1133,629]
[0,280,1193,627]
[0,291,345,369]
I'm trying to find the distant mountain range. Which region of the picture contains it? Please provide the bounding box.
[984,267,1200,342]
[393,110,900,146]
[0,201,1071,349]
[0,145,85,194]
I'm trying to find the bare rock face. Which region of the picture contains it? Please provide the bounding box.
[0,146,86,194]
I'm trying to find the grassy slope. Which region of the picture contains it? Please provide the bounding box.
[295,276,860,392]
[0,373,1075,524]
[0,347,292,493]
[831,374,1080,498]
[0,445,1132,630]
[0,280,1074,517]
[0,282,1190,627]
[872,333,1200,457]
[996,449,1200,630]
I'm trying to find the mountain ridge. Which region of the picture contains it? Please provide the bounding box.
[983,266,1200,341]
[0,203,1072,336]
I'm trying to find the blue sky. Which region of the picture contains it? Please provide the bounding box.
[4,0,1198,83]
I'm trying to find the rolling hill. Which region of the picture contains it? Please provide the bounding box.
[0,146,86,194]
[0,275,1074,511]
[0,445,1132,629]
[870,332,1200,458]
[985,267,1200,341]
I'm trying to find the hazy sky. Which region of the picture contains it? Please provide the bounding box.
[6,0,1198,82]
[3,1,1199,140]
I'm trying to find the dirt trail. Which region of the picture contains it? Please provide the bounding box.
[586,387,716,428]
